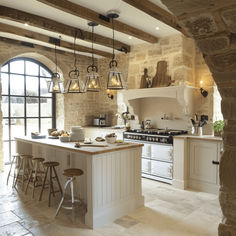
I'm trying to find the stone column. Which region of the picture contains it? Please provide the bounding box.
[161,1,236,235]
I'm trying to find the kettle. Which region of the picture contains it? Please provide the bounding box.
[145,120,152,129]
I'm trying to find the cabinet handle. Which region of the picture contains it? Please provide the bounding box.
[212,160,220,165]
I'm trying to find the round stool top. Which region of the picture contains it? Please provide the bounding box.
[43,161,60,167]
[63,168,83,177]
[20,154,33,159]
[12,153,20,157]
[32,157,45,162]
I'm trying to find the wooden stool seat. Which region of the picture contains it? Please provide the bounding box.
[63,168,83,177]
[32,157,45,162]
[39,161,62,207]
[43,161,60,167]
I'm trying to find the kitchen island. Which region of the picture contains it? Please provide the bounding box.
[15,136,144,229]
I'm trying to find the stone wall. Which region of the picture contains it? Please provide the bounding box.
[160,1,236,235]
[127,34,195,89]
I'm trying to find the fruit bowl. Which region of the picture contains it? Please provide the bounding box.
[105,135,117,144]
[59,136,70,142]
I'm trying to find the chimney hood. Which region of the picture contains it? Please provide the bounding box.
[118,85,196,115]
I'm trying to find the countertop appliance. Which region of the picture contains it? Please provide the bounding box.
[123,128,187,184]
[93,115,107,127]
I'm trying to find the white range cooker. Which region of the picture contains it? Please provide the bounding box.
[123,129,187,184]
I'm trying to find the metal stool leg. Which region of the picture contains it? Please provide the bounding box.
[55,178,72,217]
[70,177,76,222]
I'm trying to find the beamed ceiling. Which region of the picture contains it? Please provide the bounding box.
[0,0,182,58]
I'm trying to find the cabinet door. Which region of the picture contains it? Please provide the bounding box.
[189,140,218,184]
[142,144,151,158]
[151,144,173,162]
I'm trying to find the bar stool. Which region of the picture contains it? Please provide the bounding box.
[6,153,21,186]
[55,168,83,219]
[25,157,45,198]
[39,161,62,207]
[14,154,33,190]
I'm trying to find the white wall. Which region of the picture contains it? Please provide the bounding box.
[131,97,192,131]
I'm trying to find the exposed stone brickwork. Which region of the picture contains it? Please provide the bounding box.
[161,0,236,234]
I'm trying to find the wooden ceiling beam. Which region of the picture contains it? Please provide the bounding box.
[0,6,130,52]
[0,22,113,58]
[0,36,75,57]
[122,0,188,36]
[36,0,159,43]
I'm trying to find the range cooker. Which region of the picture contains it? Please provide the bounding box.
[123,129,187,184]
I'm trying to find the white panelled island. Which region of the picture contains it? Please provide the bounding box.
[15,136,144,229]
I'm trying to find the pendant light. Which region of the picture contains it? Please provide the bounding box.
[107,11,124,90]
[65,31,85,93]
[85,22,101,92]
[47,42,64,93]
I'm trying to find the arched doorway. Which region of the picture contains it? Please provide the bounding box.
[1,57,56,164]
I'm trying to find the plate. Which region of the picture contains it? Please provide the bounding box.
[48,136,59,139]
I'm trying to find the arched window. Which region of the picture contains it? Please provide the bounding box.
[1,58,56,164]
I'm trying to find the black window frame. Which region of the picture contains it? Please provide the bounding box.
[1,57,56,164]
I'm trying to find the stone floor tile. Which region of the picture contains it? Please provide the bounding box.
[114,215,139,228]
[0,211,21,227]
[0,222,29,236]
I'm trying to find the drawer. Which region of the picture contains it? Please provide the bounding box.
[142,159,151,173]
[151,144,173,162]
[151,161,173,179]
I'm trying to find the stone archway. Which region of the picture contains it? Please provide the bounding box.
[160,1,236,235]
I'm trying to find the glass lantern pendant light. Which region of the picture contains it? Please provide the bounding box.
[48,42,64,93]
[65,31,84,93]
[85,22,101,92]
[107,11,124,90]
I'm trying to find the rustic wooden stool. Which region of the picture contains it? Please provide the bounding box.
[14,154,33,190]
[6,153,21,186]
[25,157,45,198]
[39,161,62,207]
[55,168,83,219]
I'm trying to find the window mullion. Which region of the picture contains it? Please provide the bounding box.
[24,59,27,136]
[39,66,41,133]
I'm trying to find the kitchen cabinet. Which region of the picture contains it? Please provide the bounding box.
[173,135,222,194]
[188,140,221,193]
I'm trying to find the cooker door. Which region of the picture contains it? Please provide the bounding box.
[151,144,173,162]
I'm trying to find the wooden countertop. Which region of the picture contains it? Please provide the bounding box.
[14,136,143,155]
[174,135,222,142]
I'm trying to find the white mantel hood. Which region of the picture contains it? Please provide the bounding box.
[119,85,196,115]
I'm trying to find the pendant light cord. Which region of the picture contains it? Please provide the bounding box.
[92,25,95,68]
[74,31,77,70]
[54,43,58,73]
[112,17,115,61]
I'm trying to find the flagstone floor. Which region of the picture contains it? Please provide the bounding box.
[0,167,222,236]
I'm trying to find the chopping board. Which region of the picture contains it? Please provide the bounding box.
[75,143,108,148]
[152,60,174,87]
